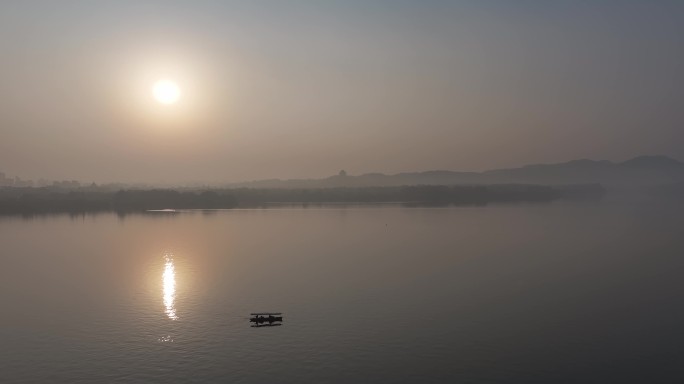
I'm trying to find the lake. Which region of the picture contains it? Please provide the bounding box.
[1,201,683,383]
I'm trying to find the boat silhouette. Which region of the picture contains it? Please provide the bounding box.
[250,312,283,327]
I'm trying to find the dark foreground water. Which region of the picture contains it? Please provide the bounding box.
[1,202,684,383]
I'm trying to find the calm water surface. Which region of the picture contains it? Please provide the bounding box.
[1,202,683,383]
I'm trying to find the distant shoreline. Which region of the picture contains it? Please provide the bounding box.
[0,184,605,216]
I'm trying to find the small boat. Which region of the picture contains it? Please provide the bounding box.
[250,312,283,326]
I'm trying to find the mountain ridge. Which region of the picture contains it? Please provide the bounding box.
[228,155,683,189]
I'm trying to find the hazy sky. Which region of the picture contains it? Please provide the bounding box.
[1,1,683,183]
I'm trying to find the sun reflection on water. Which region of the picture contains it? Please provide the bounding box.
[163,252,178,320]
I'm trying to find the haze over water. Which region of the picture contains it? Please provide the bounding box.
[2,201,683,383]
[2,1,684,382]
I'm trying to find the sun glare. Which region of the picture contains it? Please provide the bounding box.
[152,80,181,104]
[163,252,178,320]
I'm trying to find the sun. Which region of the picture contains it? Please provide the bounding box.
[152,79,181,104]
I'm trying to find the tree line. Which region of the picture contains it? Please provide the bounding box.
[0,184,604,215]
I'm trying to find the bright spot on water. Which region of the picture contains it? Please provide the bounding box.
[163,252,178,320]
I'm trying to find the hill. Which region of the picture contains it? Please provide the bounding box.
[227,155,684,189]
